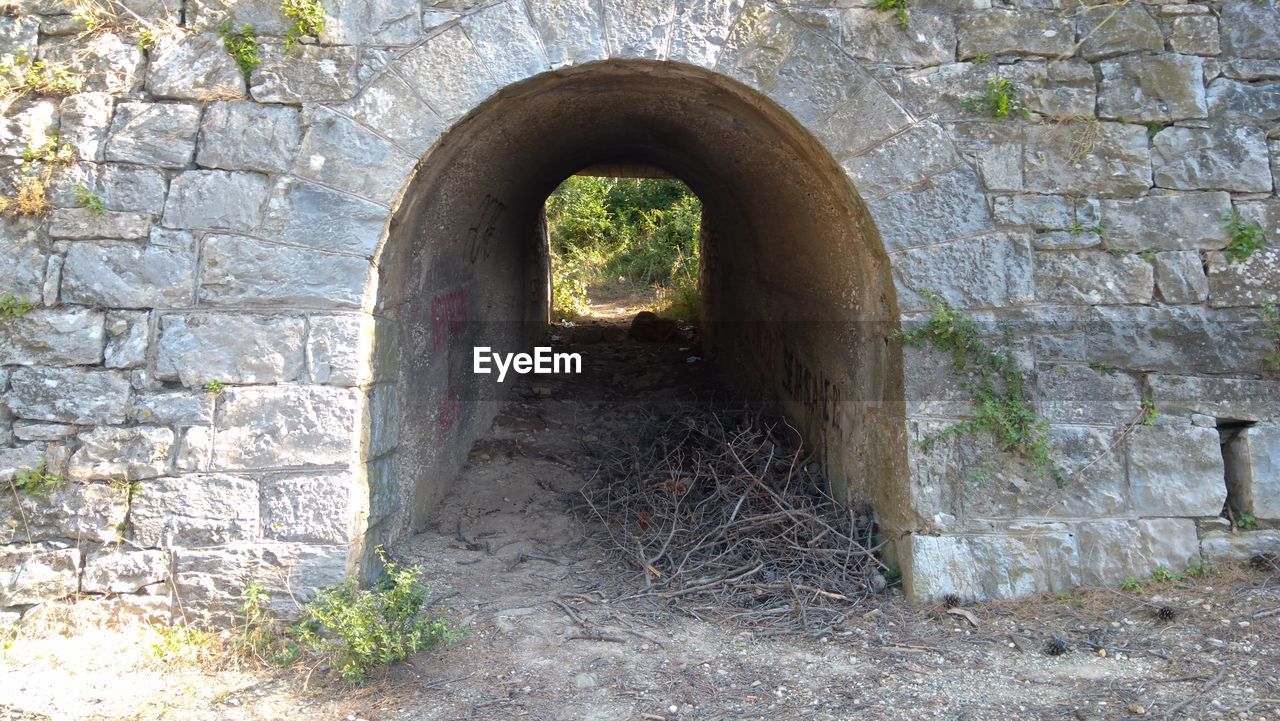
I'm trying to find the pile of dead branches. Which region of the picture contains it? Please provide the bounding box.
[576,407,886,634]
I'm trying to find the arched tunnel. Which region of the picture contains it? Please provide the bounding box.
[370,60,910,566]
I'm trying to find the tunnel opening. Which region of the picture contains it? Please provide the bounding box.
[368,60,908,576]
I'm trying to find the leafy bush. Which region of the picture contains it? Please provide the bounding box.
[964,77,1031,120]
[217,21,261,80]
[12,462,64,495]
[1222,209,1266,263]
[281,0,326,50]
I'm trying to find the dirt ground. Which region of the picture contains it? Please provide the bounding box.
[2,316,1278,721]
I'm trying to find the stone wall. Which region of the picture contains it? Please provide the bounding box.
[1,0,1277,622]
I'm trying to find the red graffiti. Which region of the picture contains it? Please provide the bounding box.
[432,289,467,350]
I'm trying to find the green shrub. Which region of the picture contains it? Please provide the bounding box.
[964,77,1031,120]
[12,462,65,495]
[1222,209,1267,263]
[0,292,35,317]
[217,21,261,80]
[281,0,326,50]
[871,0,909,27]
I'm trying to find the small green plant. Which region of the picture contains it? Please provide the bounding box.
[964,76,1030,121]
[1238,512,1258,531]
[1144,121,1166,139]
[1087,360,1117,376]
[73,182,106,213]
[871,0,909,27]
[135,26,158,51]
[150,625,219,665]
[0,293,35,317]
[1138,249,1157,264]
[1141,396,1157,426]
[281,0,325,50]
[1263,298,1280,370]
[1121,575,1142,593]
[1222,209,1267,263]
[972,53,989,64]
[1185,560,1210,578]
[202,379,227,395]
[217,20,261,80]
[292,554,456,683]
[1150,565,1183,583]
[12,462,65,496]
[0,54,82,115]
[892,291,1059,483]
[1106,247,1131,257]
[22,135,75,165]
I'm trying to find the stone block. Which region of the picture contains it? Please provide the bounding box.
[40,33,143,93]
[1223,424,1279,520]
[48,208,150,240]
[525,0,608,68]
[7,367,131,424]
[0,481,127,545]
[956,9,1073,59]
[81,550,170,594]
[867,166,994,252]
[199,234,370,309]
[308,314,374,386]
[994,194,1075,231]
[1165,14,1219,56]
[1148,374,1280,423]
[1034,249,1153,305]
[0,308,105,366]
[129,391,214,426]
[1201,529,1280,563]
[1220,1,1280,59]
[1097,54,1207,123]
[249,44,359,104]
[903,532,1078,602]
[69,426,175,481]
[212,386,365,470]
[1076,518,1200,586]
[770,32,871,128]
[12,422,76,442]
[1037,363,1142,426]
[666,0,742,69]
[1152,125,1272,193]
[1207,79,1280,123]
[1222,59,1280,81]
[131,474,259,547]
[1024,123,1151,197]
[0,15,37,58]
[1100,191,1231,251]
[292,109,414,202]
[1076,3,1162,61]
[58,92,114,163]
[715,4,803,91]
[602,0,676,59]
[840,9,955,67]
[105,102,201,169]
[104,310,149,369]
[321,0,420,45]
[1084,306,1270,376]
[61,229,197,308]
[0,547,80,606]
[1155,251,1209,305]
[173,543,347,623]
[186,0,290,34]
[260,178,387,257]
[146,32,246,100]
[894,231,1034,310]
[0,217,45,298]
[1129,422,1226,517]
[89,164,169,215]
[1207,247,1280,308]
[261,471,357,543]
[843,122,960,200]
[338,71,444,156]
[196,101,301,174]
[162,170,269,233]
[156,313,306,386]
[815,81,913,159]
[175,426,213,473]
[395,27,499,121]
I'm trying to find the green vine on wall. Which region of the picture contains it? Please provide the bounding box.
[892,291,1061,485]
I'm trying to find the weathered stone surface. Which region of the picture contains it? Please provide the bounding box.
[199,234,369,309]
[867,166,994,251]
[1149,374,1280,423]
[186,0,290,34]
[339,71,444,156]
[1037,363,1141,425]
[1206,247,1280,309]
[58,93,114,163]
[840,9,954,67]
[395,27,499,121]
[1152,125,1272,192]
[147,32,246,100]
[1223,424,1279,520]
[0,15,38,58]
[129,391,214,426]
[172,543,346,623]
[895,231,1034,310]
[104,311,149,369]
[162,171,269,233]
[8,368,130,424]
[212,386,364,469]
[816,81,913,159]
[956,9,1072,59]
[1010,61,1097,118]
[1035,249,1153,305]
[1076,3,1163,61]
[1032,230,1101,250]
[1201,529,1280,563]
[904,532,1078,602]
[771,32,871,128]
[525,0,608,67]
[40,33,143,93]
[292,109,414,202]
[601,0,676,59]
[1155,251,1209,305]
[1024,123,1150,197]
[12,422,77,442]
[89,164,169,215]
[0,482,127,545]
[81,550,169,594]
[0,97,57,157]
[715,4,803,91]
[1076,519,1200,586]
[321,0,420,45]
[0,218,45,298]
[1222,59,1280,81]
[131,474,259,547]
[664,0,741,68]
[1207,79,1280,122]
[1084,306,1270,375]
[1100,192,1231,251]
[48,208,150,241]
[994,194,1076,230]
[260,178,387,257]
[261,472,356,543]
[249,44,360,104]
[843,123,960,200]
[1220,1,1280,59]
[1129,422,1226,517]
[0,547,80,606]
[0,308,105,366]
[0,446,44,485]
[61,229,197,308]
[69,426,175,481]
[1165,14,1219,56]
[1097,54,1207,123]
[197,101,301,174]
[156,313,306,386]
[105,102,201,169]
[308,314,374,386]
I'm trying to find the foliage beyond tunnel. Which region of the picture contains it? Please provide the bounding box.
[546,176,701,320]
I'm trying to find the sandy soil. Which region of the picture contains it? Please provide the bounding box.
[2,317,1278,721]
